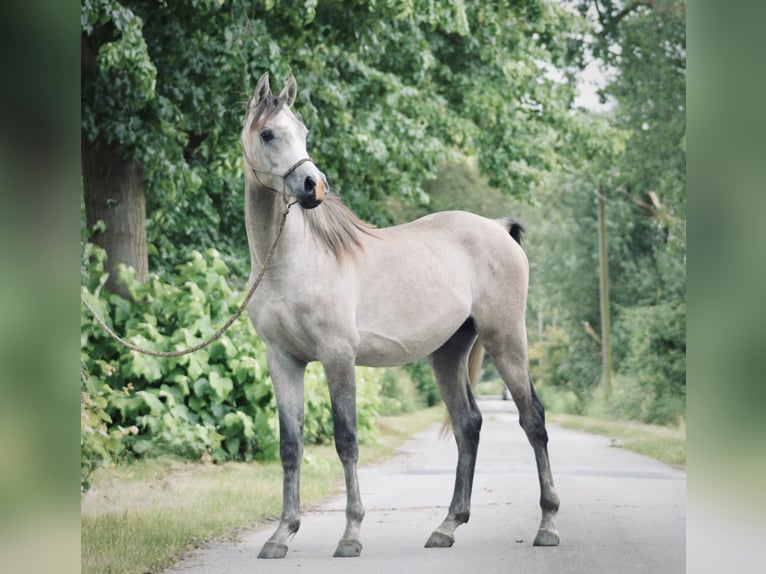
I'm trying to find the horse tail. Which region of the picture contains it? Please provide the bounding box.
[439,340,484,439]
[497,216,524,245]
[467,339,485,396]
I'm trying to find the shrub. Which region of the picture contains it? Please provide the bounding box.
[534,383,583,415]
[80,364,136,492]
[616,302,686,425]
[378,368,423,415]
[529,327,595,410]
[81,245,385,488]
[404,360,441,406]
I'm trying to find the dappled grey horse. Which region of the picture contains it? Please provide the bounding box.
[241,73,559,558]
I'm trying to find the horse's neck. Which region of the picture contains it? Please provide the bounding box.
[245,178,291,269]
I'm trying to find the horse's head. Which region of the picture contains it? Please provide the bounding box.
[242,73,327,209]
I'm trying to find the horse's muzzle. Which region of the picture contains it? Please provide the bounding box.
[297,174,326,209]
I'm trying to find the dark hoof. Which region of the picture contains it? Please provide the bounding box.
[334,539,363,558]
[258,541,288,559]
[425,530,454,548]
[533,529,560,546]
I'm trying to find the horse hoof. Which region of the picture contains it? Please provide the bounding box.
[425,530,454,548]
[334,539,363,557]
[533,528,560,547]
[258,541,288,559]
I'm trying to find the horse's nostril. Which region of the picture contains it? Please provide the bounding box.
[304,176,316,193]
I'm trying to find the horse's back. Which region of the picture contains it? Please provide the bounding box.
[390,210,527,276]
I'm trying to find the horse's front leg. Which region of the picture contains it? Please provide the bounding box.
[258,348,307,559]
[325,358,365,558]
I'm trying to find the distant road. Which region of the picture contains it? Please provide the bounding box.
[167,396,685,574]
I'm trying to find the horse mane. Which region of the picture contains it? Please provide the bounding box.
[304,193,379,262]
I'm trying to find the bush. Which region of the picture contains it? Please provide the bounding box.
[404,360,441,407]
[534,384,583,415]
[80,364,136,492]
[301,364,381,445]
[81,245,384,488]
[378,368,423,415]
[529,326,596,409]
[616,302,686,425]
[527,303,686,426]
[81,245,277,465]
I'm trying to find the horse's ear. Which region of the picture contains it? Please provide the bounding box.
[279,74,297,108]
[253,72,271,106]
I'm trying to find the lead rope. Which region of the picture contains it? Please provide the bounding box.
[80,200,294,358]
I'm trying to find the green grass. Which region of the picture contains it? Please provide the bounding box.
[81,405,445,574]
[549,413,686,466]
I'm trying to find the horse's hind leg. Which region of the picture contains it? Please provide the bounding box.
[485,335,560,546]
[258,347,307,559]
[425,321,483,548]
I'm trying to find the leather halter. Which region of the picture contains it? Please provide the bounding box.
[248,156,315,200]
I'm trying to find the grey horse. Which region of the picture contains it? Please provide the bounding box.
[241,73,560,558]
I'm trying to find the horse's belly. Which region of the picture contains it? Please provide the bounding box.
[354,297,470,367]
[354,329,457,367]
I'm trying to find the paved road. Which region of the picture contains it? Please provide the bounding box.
[168,397,685,573]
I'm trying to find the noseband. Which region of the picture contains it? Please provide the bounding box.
[247,155,316,203]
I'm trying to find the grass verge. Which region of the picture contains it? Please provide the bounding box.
[81,405,445,574]
[549,412,686,466]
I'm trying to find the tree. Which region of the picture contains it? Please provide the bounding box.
[525,0,686,423]
[81,0,247,288]
[81,0,586,281]
[81,3,158,296]
[586,0,686,422]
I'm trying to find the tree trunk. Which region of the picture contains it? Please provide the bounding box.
[82,134,148,299]
[596,185,613,399]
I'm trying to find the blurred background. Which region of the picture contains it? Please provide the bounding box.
[1,1,764,572]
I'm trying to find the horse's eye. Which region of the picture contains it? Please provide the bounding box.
[260,129,274,142]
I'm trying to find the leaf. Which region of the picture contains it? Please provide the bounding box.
[192,377,209,398]
[131,439,152,455]
[225,436,240,456]
[244,380,271,404]
[128,350,163,382]
[187,352,208,381]
[137,390,163,416]
[170,373,190,397]
[209,371,233,404]
[208,337,235,361]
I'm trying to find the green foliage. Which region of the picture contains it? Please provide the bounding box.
[616,302,686,425]
[81,244,272,466]
[301,365,382,446]
[519,2,685,427]
[81,0,587,272]
[81,367,136,492]
[80,244,384,489]
[403,360,441,407]
[354,368,384,444]
[534,384,582,416]
[378,368,424,416]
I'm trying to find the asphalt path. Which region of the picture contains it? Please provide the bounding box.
[167,396,685,573]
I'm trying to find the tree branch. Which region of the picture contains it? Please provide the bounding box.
[597,0,654,37]
[594,0,607,29]
[612,0,652,29]
[582,321,602,345]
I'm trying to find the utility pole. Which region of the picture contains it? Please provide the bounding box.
[596,185,613,398]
